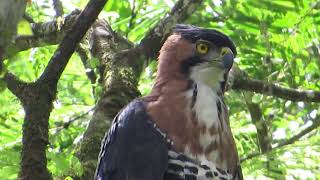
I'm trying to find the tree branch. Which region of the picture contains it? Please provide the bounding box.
[15,1,109,179]
[78,20,138,180]
[38,0,108,85]
[52,0,64,17]
[127,0,136,35]
[232,76,320,102]
[5,10,81,58]
[51,107,94,134]
[138,0,204,59]
[276,119,320,148]
[3,72,27,99]
[76,45,97,84]
[23,13,35,23]
[243,92,272,153]
[229,67,320,102]
[241,118,320,162]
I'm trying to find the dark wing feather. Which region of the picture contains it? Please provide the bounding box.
[95,100,169,180]
[234,165,243,180]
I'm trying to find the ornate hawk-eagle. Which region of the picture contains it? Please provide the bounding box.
[95,24,243,180]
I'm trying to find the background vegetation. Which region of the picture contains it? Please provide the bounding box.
[0,0,319,179]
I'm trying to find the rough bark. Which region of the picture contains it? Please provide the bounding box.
[5,73,54,179]
[243,92,272,153]
[18,82,55,180]
[77,20,141,180]
[4,0,108,179]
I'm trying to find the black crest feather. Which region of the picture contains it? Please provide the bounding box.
[174,24,237,56]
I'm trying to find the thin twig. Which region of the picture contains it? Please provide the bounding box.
[241,118,320,162]
[138,0,204,58]
[52,0,64,17]
[51,107,94,134]
[23,13,35,23]
[127,0,136,36]
[290,1,320,35]
[76,46,97,84]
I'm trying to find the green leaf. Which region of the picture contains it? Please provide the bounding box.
[89,57,100,69]
[17,19,33,35]
[0,80,6,93]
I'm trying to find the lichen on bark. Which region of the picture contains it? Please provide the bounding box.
[77,21,143,179]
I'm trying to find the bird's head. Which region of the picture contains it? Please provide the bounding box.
[156,24,236,92]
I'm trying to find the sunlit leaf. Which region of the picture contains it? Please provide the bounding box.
[17,19,33,35]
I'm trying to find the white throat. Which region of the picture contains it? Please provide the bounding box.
[190,82,222,128]
[189,63,225,92]
[188,63,225,128]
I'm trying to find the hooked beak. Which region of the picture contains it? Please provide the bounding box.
[221,47,234,70]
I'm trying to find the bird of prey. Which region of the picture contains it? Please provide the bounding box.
[95,24,243,180]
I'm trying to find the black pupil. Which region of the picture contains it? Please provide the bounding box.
[201,45,206,50]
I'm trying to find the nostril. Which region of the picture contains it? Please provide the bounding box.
[221,48,228,56]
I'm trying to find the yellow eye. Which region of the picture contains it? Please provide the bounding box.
[196,43,209,54]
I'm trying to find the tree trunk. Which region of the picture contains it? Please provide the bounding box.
[77,21,142,179]
[19,83,55,180]
[4,0,108,178]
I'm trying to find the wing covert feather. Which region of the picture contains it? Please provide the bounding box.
[95,100,169,180]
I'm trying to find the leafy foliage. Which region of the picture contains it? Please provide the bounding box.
[0,0,319,179]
